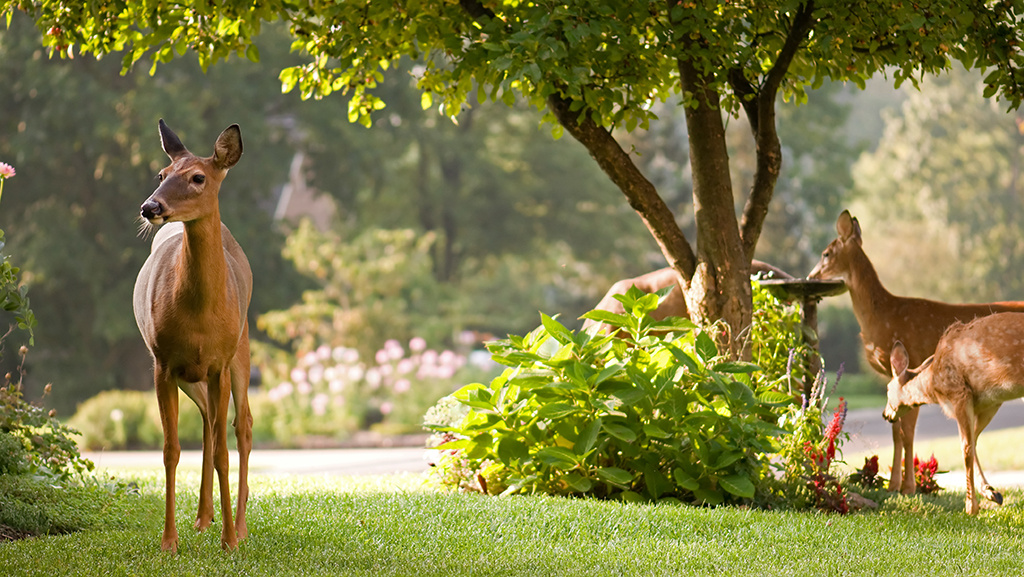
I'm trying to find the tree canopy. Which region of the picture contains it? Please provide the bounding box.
[6,0,1023,353]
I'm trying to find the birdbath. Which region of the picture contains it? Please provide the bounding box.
[758,278,847,399]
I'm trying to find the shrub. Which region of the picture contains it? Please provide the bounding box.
[69,390,204,451]
[429,283,821,506]
[0,377,92,483]
[251,338,495,446]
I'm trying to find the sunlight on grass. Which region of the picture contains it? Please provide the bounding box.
[5,470,1024,576]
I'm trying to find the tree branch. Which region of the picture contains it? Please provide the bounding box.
[739,1,817,261]
[547,93,697,281]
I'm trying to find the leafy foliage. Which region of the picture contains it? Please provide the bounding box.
[11,1,1024,123]
[850,455,886,490]
[0,375,93,483]
[429,282,825,506]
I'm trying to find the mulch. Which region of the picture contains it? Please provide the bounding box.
[0,524,32,543]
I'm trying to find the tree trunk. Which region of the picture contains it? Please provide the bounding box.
[678,52,752,357]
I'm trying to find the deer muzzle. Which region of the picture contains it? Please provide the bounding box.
[141,199,165,222]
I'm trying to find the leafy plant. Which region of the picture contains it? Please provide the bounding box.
[430,284,807,505]
[0,349,93,483]
[850,455,886,490]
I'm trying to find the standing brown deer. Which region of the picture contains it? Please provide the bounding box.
[134,119,253,552]
[884,314,1024,514]
[809,210,1024,498]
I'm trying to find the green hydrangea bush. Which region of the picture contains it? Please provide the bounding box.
[428,281,835,508]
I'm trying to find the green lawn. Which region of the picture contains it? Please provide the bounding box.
[3,469,1024,576]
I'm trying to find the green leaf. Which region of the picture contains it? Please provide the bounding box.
[580,309,631,329]
[536,446,579,468]
[541,312,574,345]
[719,474,756,499]
[758,390,794,404]
[672,467,700,492]
[711,451,744,470]
[695,331,718,362]
[564,473,593,492]
[536,402,580,420]
[496,437,528,463]
[666,345,701,373]
[596,467,633,487]
[573,417,603,454]
[642,423,671,439]
[603,421,637,443]
[713,361,762,374]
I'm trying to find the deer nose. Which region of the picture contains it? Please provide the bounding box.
[141,199,163,220]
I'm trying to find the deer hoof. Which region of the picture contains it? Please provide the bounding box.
[983,485,1004,505]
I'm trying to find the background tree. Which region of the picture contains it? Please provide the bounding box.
[7,0,1022,356]
[851,64,1024,303]
[0,13,655,412]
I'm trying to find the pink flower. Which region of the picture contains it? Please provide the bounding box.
[0,162,14,179]
[409,337,427,352]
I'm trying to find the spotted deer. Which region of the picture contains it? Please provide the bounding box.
[884,313,1024,514]
[810,210,1024,499]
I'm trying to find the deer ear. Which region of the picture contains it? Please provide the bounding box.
[212,124,243,170]
[836,210,863,245]
[159,119,188,160]
[890,341,910,377]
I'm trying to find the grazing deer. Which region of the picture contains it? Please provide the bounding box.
[582,261,792,334]
[884,314,1024,514]
[134,120,253,552]
[809,210,1024,498]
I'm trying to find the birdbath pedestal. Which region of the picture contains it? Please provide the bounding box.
[758,278,847,399]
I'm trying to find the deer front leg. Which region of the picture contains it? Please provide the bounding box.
[180,381,214,531]
[899,407,919,494]
[230,337,252,541]
[155,368,181,553]
[888,419,905,493]
[207,369,238,550]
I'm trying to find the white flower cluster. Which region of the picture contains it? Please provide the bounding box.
[266,338,468,418]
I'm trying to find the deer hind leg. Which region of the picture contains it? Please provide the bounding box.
[207,368,238,550]
[954,404,980,515]
[155,366,182,553]
[972,406,1003,505]
[179,381,214,532]
[230,328,252,541]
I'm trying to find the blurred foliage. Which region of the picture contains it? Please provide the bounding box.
[0,13,307,413]
[851,65,1024,303]
[0,13,652,414]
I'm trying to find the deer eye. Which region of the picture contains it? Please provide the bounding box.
[192,174,206,184]
[155,173,164,182]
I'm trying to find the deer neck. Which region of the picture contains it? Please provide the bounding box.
[844,245,897,330]
[175,214,227,310]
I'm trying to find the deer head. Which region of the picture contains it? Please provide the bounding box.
[140,119,243,226]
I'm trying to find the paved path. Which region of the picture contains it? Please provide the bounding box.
[85,446,432,477]
[843,400,1024,489]
[85,401,1024,488]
